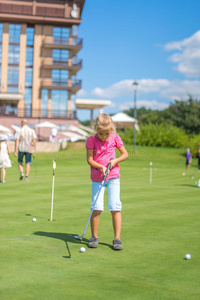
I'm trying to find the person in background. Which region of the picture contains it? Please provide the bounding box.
[0,134,12,183]
[51,127,58,142]
[185,148,192,170]
[14,119,37,181]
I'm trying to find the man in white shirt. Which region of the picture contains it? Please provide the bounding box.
[15,119,37,181]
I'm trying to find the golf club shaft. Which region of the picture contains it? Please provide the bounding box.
[191,168,199,176]
[80,160,112,238]
[81,178,105,238]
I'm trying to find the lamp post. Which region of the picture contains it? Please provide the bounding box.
[132,81,138,152]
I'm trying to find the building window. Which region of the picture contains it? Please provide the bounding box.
[0,23,3,43]
[9,24,21,44]
[7,86,18,93]
[25,27,34,93]
[25,68,33,87]
[53,27,70,44]
[72,25,78,37]
[41,89,48,113]
[26,27,34,46]
[26,47,33,67]
[53,49,69,64]
[51,90,68,113]
[52,69,68,85]
[8,44,20,64]
[7,66,19,85]
[24,88,32,117]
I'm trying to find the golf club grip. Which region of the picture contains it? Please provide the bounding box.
[103,158,113,180]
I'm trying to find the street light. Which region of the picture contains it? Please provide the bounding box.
[132,81,138,152]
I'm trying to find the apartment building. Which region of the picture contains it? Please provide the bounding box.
[0,0,85,123]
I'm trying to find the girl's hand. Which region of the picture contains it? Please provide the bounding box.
[108,159,117,169]
[101,165,108,177]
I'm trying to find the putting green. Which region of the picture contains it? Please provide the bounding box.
[0,145,199,299]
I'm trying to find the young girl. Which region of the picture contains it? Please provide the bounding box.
[86,113,128,250]
[0,134,12,183]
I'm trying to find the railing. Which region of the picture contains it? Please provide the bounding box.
[42,78,81,89]
[43,58,82,68]
[44,36,82,47]
[52,80,81,87]
[0,107,77,119]
[0,3,80,20]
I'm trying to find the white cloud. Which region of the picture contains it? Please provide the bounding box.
[90,78,200,103]
[164,31,200,77]
[76,89,87,97]
[160,80,200,100]
[137,100,169,110]
[118,100,169,111]
[91,79,170,98]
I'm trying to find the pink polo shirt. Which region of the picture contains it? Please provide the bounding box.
[86,134,123,182]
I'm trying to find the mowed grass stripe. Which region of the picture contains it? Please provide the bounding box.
[0,145,199,300]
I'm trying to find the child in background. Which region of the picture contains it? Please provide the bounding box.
[86,114,128,250]
[185,148,192,170]
[0,134,12,183]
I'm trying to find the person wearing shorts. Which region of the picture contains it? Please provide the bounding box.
[86,114,128,250]
[15,119,37,181]
[185,148,192,170]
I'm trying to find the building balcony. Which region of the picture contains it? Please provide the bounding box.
[41,78,81,92]
[42,57,82,74]
[0,106,77,119]
[43,36,82,55]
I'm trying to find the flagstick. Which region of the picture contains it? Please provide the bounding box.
[150,162,152,184]
[51,160,56,221]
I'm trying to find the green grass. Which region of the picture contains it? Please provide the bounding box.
[0,145,200,300]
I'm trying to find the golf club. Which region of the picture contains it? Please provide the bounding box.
[190,168,199,179]
[74,159,113,241]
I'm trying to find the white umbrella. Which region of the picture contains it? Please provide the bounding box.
[35,121,59,129]
[62,131,86,142]
[79,124,94,133]
[0,124,12,133]
[111,112,139,131]
[11,125,20,132]
[111,112,136,123]
[67,124,88,136]
[0,134,8,141]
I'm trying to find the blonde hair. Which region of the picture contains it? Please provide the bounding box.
[94,113,116,133]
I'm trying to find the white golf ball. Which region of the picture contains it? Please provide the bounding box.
[80,247,86,253]
[32,218,37,222]
[185,254,191,260]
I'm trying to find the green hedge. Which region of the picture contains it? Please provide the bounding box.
[118,123,199,155]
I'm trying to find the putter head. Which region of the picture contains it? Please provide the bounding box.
[74,235,82,241]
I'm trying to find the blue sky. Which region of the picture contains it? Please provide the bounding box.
[76,0,200,121]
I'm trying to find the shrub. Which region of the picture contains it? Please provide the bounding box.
[118,123,189,149]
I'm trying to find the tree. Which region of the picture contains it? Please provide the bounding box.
[124,97,200,134]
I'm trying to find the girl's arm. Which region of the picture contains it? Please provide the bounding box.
[109,146,128,169]
[7,142,11,155]
[87,149,107,175]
